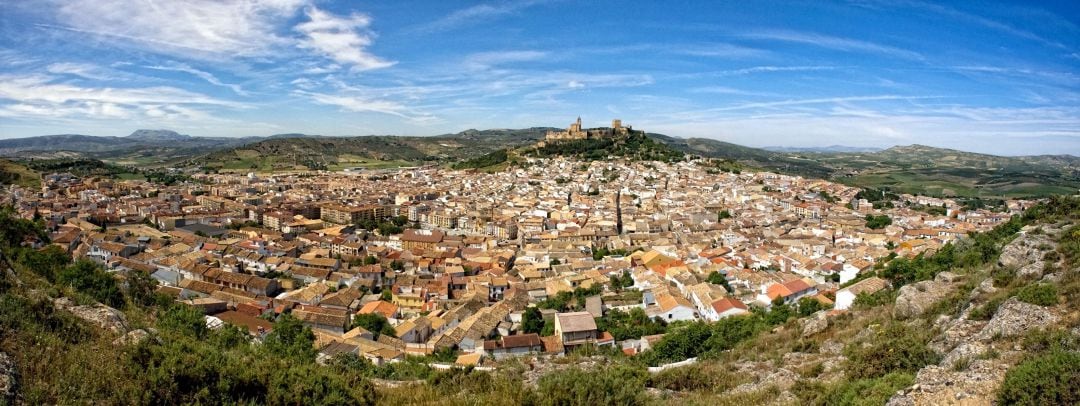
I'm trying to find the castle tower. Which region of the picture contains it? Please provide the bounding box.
[612,119,622,129]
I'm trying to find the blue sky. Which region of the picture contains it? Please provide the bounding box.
[0,0,1078,155]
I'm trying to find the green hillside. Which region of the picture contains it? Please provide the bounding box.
[190,128,550,172]
[651,136,1080,198]
[0,159,39,188]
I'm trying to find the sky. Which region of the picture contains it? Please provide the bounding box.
[0,0,1078,156]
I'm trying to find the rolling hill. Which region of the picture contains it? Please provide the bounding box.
[0,159,39,189]
[188,128,552,172]
[650,136,1080,198]
[3,127,1077,198]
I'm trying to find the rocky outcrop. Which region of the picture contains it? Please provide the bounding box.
[799,311,829,337]
[887,356,1015,406]
[0,352,16,404]
[975,297,1058,341]
[113,328,158,346]
[893,273,961,319]
[999,231,1055,278]
[53,297,128,334]
[730,367,798,394]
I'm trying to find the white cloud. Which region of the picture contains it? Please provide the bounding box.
[464,51,548,69]
[145,61,248,96]
[51,0,307,59]
[146,62,249,96]
[411,0,546,34]
[45,62,114,81]
[745,30,924,61]
[294,7,395,71]
[0,73,244,124]
[295,90,423,120]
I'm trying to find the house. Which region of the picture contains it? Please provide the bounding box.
[553,311,599,350]
[835,277,890,310]
[401,229,444,250]
[292,305,350,334]
[357,300,399,320]
[648,293,697,322]
[761,279,818,305]
[708,297,749,320]
[483,334,544,359]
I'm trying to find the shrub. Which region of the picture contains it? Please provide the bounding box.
[795,371,914,406]
[1016,283,1058,306]
[998,350,1080,405]
[536,364,649,405]
[844,324,939,379]
[57,259,125,309]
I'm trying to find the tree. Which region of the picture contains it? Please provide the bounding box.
[865,214,892,229]
[379,290,393,302]
[521,307,544,335]
[718,210,732,220]
[363,255,379,265]
[58,259,125,309]
[263,314,317,362]
[706,271,733,293]
[351,313,396,339]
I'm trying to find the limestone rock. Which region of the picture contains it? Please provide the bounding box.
[113,328,158,346]
[0,352,15,404]
[53,297,128,334]
[941,342,988,369]
[730,368,798,394]
[893,279,957,320]
[887,357,1013,406]
[976,297,1058,341]
[800,311,829,337]
[999,232,1054,270]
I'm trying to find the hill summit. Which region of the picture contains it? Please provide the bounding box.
[126,129,191,141]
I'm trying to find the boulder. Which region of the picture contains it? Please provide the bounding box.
[893,279,956,320]
[941,342,988,369]
[53,297,128,334]
[730,368,799,394]
[975,297,1058,341]
[0,352,15,404]
[799,311,829,337]
[887,356,1014,406]
[999,232,1054,270]
[113,328,158,346]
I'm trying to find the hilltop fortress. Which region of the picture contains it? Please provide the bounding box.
[545,117,634,142]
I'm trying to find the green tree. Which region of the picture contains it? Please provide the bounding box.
[521,306,545,335]
[263,314,317,362]
[352,313,396,339]
[58,259,125,309]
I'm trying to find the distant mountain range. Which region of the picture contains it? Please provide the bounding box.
[763,145,882,153]
[1,128,1077,198]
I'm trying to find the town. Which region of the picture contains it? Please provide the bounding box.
[0,151,1026,369]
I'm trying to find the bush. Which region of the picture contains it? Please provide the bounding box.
[795,371,914,406]
[536,364,649,405]
[1016,283,1058,306]
[647,364,736,392]
[57,259,125,309]
[844,324,940,379]
[998,350,1080,405]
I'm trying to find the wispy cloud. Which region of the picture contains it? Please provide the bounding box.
[858,0,1073,52]
[464,50,549,69]
[45,62,115,81]
[50,0,306,59]
[0,73,245,123]
[411,0,548,34]
[294,6,395,72]
[745,30,924,61]
[145,62,249,96]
